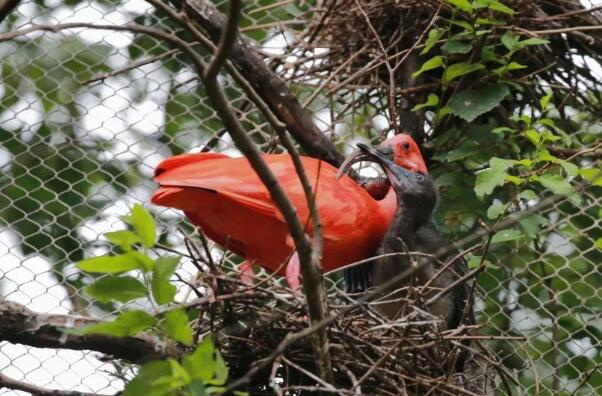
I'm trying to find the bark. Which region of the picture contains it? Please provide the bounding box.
[0,300,182,364]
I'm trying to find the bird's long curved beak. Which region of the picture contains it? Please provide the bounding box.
[336,143,394,180]
[356,143,411,187]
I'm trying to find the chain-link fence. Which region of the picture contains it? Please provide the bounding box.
[0,0,601,395]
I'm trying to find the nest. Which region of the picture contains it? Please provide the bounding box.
[184,254,499,395]
[295,0,602,85]
[281,0,602,124]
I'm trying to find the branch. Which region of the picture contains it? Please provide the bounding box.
[0,372,101,396]
[203,0,241,80]
[172,0,344,166]
[0,300,182,363]
[547,143,602,159]
[84,47,182,85]
[0,0,20,25]
[194,0,332,382]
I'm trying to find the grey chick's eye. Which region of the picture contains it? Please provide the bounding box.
[415,174,424,181]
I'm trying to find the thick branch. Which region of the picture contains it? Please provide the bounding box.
[0,300,181,363]
[173,0,344,166]
[0,0,20,24]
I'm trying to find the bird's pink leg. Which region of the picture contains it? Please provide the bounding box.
[285,251,301,290]
[239,259,256,285]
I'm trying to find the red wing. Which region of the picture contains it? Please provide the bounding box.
[154,154,290,218]
[153,153,380,245]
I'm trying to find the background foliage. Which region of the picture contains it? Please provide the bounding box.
[0,0,600,395]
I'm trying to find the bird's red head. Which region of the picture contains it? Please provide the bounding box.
[380,134,428,175]
[336,133,427,180]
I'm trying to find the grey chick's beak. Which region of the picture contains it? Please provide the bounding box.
[356,143,412,189]
[336,142,395,180]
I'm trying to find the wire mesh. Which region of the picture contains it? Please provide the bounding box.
[0,1,600,395]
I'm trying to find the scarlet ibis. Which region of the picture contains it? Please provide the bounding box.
[151,134,427,289]
[356,143,471,332]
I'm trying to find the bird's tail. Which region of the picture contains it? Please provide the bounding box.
[150,186,187,208]
[154,152,230,178]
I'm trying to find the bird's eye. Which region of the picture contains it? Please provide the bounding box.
[415,174,424,181]
[402,142,410,150]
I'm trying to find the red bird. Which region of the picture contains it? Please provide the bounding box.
[151,134,427,288]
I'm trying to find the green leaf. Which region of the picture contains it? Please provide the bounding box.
[579,168,602,186]
[126,251,155,273]
[490,157,519,171]
[474,168,508,198]
[534,173,573,195]
[524,129,541,146]
[519,189,538,201]
[452,20,474,32]
[519,214,548,237]
[491,229,523,243]
[505,175,523,185]
[487,202,506,219]
[442,62,485,84]
[183,337,228,384]
[520,38,550,47]
[476,18,506,26]
[445,0,473,13]
[124,360,187,396]
[501,31,520,51]
[436,106,451,120]
[486,1,515,15]
[595,238,602,251]
[449,84,510,122]
[558,160,578,177]
[77,255,139,274]
[466,255,493,269]
[433,140,479,162]
[412,93,439,111]
[491,126,514,136]
[123,204,156,248]
[104,230,141,251]
[421,28,444,55]
[73,310,155,337]
[412,56,443,78]
[493,61,527,75]
[189,380,208,396]
[540,91,552,110]
[541,130,560,142]
[480,45,496,62]
[441,40,473,54]
[84,276,147,303]
[152,256,180,305]
[162,309,193,346]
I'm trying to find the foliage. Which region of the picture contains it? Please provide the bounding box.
[407,2,602,394]
[73,205,239,396]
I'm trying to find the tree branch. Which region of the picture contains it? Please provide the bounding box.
[202,0,241,80]
[0,300,182,364]
[194,0,332,382]
[171,0,344,166]
[0,372,102,396]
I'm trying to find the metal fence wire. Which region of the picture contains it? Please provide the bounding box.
[0,0,601,395]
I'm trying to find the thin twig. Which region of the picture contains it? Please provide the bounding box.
[194,0,332,383]
[0,373,102,396]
